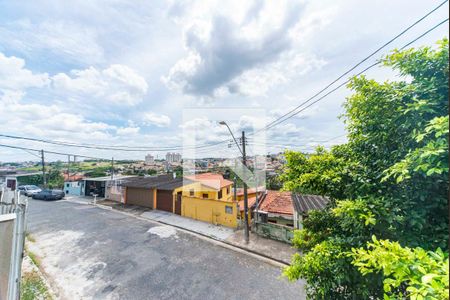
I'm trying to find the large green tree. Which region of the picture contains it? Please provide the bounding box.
[282,39,448,299]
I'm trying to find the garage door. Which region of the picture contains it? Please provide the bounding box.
[126,188,153,208]
[157,190,173,212]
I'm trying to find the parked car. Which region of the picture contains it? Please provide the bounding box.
[17,185,42,197]
[32,189,65,201]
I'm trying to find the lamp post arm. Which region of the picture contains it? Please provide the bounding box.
[223,123,244,157]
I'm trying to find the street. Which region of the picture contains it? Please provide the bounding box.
[26,198,305,299]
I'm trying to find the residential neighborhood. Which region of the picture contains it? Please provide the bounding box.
[0,1,448,300]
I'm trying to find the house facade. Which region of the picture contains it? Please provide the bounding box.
[253,191,294,243]
[254,190,330,243]
[182,173,237,228]
[64,181,85,196]
[292,194,330,229]
[120,173,239,228]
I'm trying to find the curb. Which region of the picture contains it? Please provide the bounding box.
[87,201,291,267]
[147,216,290,266]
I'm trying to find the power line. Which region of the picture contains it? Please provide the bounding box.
[0,133,227,152]
[19,148,42,159]
[256,1,448,134]
[260,17,449,134]
[0,144,108,160]
[1,5,447,158]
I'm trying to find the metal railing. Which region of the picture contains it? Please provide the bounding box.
[0,188,28,300]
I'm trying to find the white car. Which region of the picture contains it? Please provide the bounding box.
[18,185,42,197]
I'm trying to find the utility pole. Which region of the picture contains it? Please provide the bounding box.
[233,175,237,201]
[255,171,258,224]
[111,157,114,180]
[41,150,46,188]
[67,155,70,181]
[219,121,250,244]
[241,131,250,243]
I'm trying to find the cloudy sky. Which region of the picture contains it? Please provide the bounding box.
[0,0,448,161]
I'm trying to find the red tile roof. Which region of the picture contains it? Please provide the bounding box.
[185,173,233,190]
[63,173,84,181]
[238,196,257,212]
[259,190,293,215]
[236,186,266,196]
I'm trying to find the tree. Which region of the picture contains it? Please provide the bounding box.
[282,39,449,299]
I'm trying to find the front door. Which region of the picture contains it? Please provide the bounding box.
[175,191,182,215]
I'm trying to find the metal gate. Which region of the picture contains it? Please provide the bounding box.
[156,190,173,212]
[0,189,28,300]
[174,192,182,215]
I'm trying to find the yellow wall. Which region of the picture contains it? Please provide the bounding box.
[174,182,233,201]
[236,190,259,201]
[239,209,253,223]
[181,196,238,228]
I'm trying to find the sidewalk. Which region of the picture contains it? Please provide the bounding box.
[94,199,296,265]
[225,231,297,264]
[141,210,235,240]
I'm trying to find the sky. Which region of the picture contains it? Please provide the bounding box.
[0,0,448,162]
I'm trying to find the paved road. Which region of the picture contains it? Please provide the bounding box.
[26,198,305,299]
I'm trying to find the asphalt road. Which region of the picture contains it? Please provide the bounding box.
[26,198,306,300]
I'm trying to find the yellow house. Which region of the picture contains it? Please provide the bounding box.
[235,186,265,201]
[179,173,238,228]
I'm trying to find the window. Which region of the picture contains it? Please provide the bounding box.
[225,206,233,214]
[189,189,194,197]
[218,190,223,199]
[66,183,70,187]
[202,193,208,199]
[226,187,230,194]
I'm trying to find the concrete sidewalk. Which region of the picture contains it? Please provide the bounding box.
[225,231,297,264]
[141,210,234,240]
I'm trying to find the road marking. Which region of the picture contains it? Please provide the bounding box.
[147,226,178,238]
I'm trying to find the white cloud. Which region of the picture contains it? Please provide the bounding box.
[227,53,327,96]
[163,1,304,97]
[0,92,114,140]
[0,52,49,91]
[142,112,171,127]
[0,19,104,64]
[52,64,148,106]
[116,126,140,136]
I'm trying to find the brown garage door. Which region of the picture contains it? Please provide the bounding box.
[126,187,153,208]
[157,190,173,212]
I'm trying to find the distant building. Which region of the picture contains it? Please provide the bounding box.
[165,152,182,163]
[145,154,154,164]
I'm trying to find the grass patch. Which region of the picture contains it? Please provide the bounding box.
[26,232,36,243]
[27,251,40,268]
[21,271,52,300]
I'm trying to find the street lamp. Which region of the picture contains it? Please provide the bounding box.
[219,121,250,243]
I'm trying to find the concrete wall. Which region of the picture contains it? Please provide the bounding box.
[63,181,84,196]
[254,222,294,244]
[105,185,124,202]
[293,211,303,229]
[181,196,238,228]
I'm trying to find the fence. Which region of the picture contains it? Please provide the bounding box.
[254,222,294,244]
[0,189,28,300]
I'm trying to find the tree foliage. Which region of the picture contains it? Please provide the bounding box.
[351,237,449,300]
[282,39,449,299]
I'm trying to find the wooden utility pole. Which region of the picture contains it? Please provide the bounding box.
[241,131,250,243]
[233,176,237,201]
[111,157,114,180]
[41,150,46,188]
[67,155,70,181]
